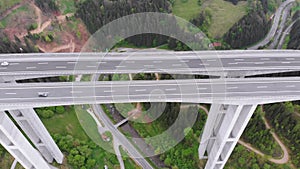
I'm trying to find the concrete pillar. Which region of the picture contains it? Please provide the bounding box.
[199,104,257,169]
[199,104,223,159]
[0,112,54,169]
[8,109,64,164]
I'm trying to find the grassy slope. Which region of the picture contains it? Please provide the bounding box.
[56,0,76,14]
[75,106,114,152]
[0,0,21,13]
[172,0,247,38]
[41,106,89,141]
[206,0,247,38]
[172,0,202,21]
[41,107,123,168]
[0,4,34,29]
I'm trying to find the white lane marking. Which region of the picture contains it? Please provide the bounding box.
[257,86,268,89]
[255,62,264,65]
[5,93,16,95]
[115,65,126,68]
[227,86,238,89]
[285,85,295,88]
[135,89,146,92]
[180,60,190,63]
[172,64,182,67]
[104,90,115,93]
[197,87,207,90]
[206,59,216,62]
[97,61,107,64]
[153,61,162,63]
[86,65,97,68]
[125,61,135,64]
[10,63,19,65]
[234,59,244,61]
[70,91,83,94]
[199,63,210,66]
[67,62,76,64]
[26,67,36,69]
[0,67,7,70]
[286,58,295,61]
[38,62,48,65]
[228,63,238,65]
[165,88,177,91]
[260,58,270,61]
[56,66,67,69]
[281,62,291,64]
[144,65,154,67]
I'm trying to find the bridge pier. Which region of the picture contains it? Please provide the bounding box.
[199,104,257,169]
[0,112,55,169]
[8,109,64,164]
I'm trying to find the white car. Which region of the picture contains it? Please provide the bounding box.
[1,62,9,66]
[38,92,48,97]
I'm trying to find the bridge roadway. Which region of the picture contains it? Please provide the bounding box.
[0,50,300,76]
[1,77,300,110]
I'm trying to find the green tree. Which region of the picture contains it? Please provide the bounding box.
[284,102,294,115]
[38,109,54,118]
[164,157,172,166]
[86,159,96,168]
[73,155,85,167]
[56,106,65,114]
[43,35,52,43]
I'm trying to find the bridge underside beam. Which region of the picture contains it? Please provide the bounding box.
[8,109,64,164]
[0,112,54,169]
[199,104,257,169]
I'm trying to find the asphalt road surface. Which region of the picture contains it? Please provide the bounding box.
[1,77,300,109]
[0,50,300,76]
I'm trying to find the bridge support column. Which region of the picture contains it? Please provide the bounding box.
[199,104,257,169]
[8,109,64,164]
[0,112,54,169]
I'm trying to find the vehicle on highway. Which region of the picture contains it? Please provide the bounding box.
[38,92,49,97]
[1,61,9,66]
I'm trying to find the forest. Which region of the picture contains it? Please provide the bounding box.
[264,102,300,167]
[76,0,171,34]
[223,0,270,49]
[34,0,59,14]
[224,0,245,5]
[242,107,282,157]
[287,10,300,49]
[0,34,38,53]
[76,0,210,51]
[190,9,212,35]
[226,144,291,169]
[225,0,269,13]
[53,134,98,169]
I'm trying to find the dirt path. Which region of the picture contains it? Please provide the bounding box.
[16,2,76,53]
[38,39,75,53]
[198,105,291,165]
[16,2,49,38]
[0,3,23,20]
[294,112,300,117]
[238,140,265,156]
[261,110,290,164]
[30,5,74,34]
[56,13,74,23]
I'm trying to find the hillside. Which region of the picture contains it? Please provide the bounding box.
[287,10,300,49]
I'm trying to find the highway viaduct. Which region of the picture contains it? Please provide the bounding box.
[0,50,300,169]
